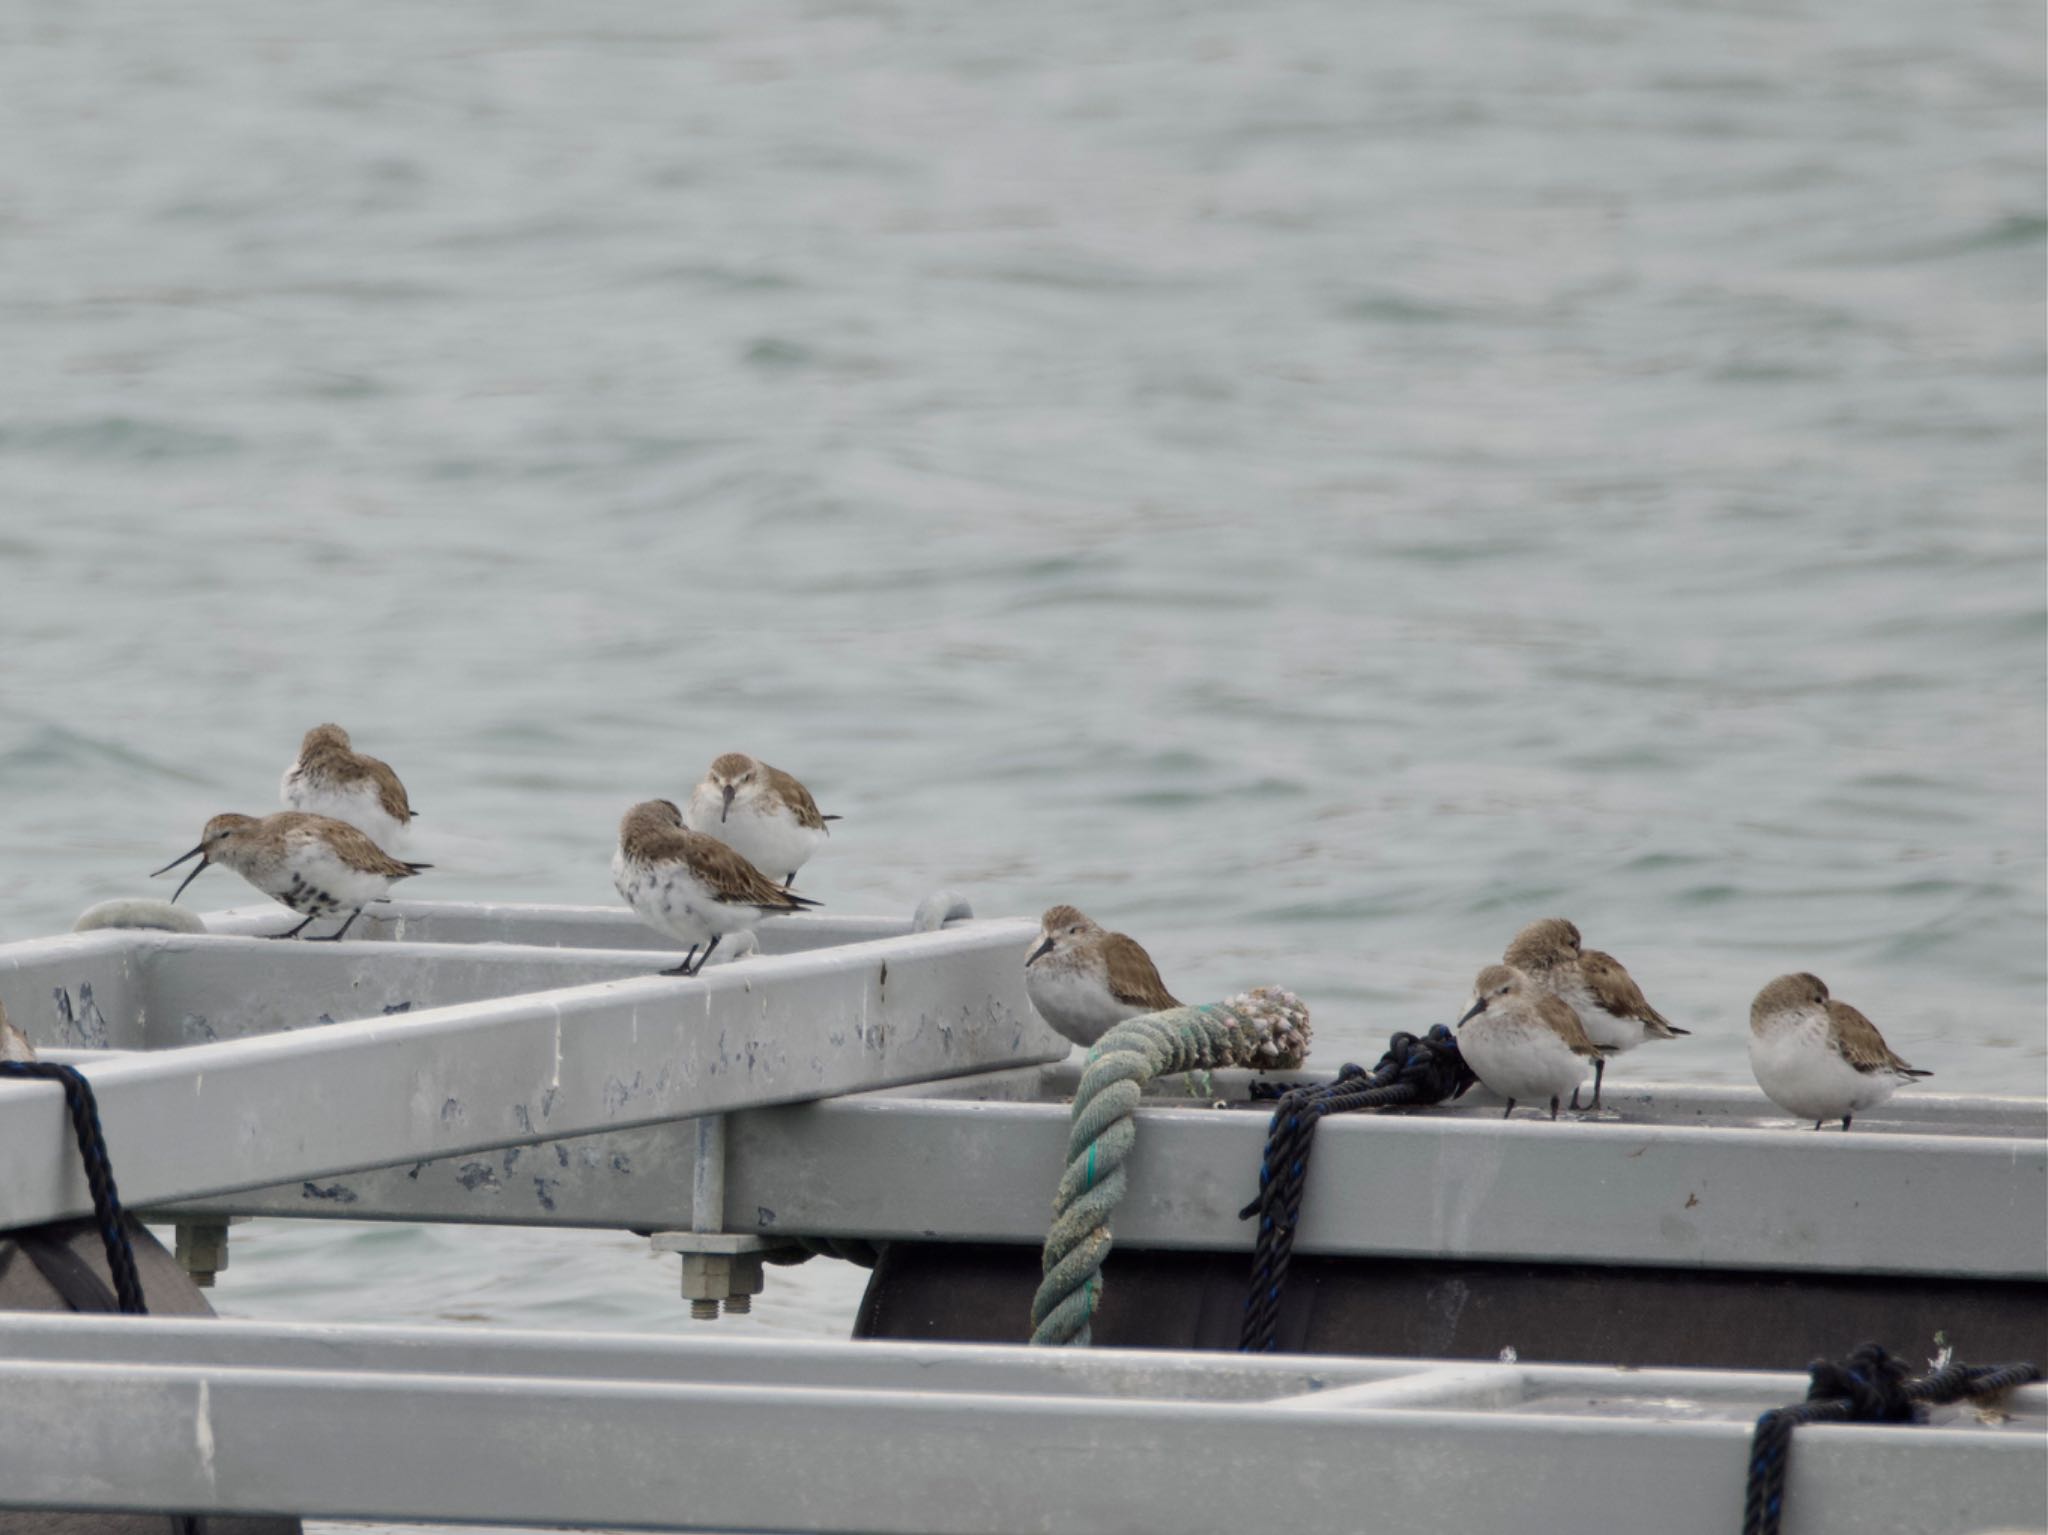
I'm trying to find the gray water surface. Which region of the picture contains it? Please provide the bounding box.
[2,0,2042,1340]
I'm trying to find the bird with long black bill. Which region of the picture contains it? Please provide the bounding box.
[153,811,431,940]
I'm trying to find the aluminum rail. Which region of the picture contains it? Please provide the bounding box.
[0,1318,2037,1535]
[166,1077,2048,1279]
[0,919,1058,1230]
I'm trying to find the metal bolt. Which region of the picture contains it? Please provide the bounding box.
[689,1298,720,1321]
[722,1294,752,1316]
[174,1221,231,1288]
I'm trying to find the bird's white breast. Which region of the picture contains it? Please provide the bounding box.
[613,851,743,948]
[1748,1012,1898,1122]
[684,791,822,885]
[1024,963,1140,1048]
[1458,1016,1589,1106]
[282,768,407,855]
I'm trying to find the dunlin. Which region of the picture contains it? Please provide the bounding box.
[1457,964,1608,1120]
[281,724,417,854]
[613,799,819,976]
[1748,972,1932,1131]
[0,1000,34,1063]
[684,753,837,889]
[153,811,431,940]
[1023,905,1181,1048]
[1503,917,1685,1109]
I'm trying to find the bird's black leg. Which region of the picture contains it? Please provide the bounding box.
[660,945,699,977]
[310,908,364,942]
[1569,1087,1584,1111]
[1500,1099,1516,1120]
[1549,1095,1562,1120]
[1813,1119,1824,1132]
[691,934,723,975]
[1841,1114,1853,1133]
[1590,1058,1605,1110]
[783,874,795,889]
[267,913,320,939]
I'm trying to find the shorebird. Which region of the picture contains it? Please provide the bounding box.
[613,799,819,976]
[1748,973,1932,1131]
[1023,905,1181,1048]
[1503,917,1686,1109]
[281,724,417,854]
[683,753,837,888]
[152,811,431,940]
[0,1000,34,1063]
[1457,964,1609,1120]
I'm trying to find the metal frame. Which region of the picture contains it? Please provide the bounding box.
[0,1317,2037,1534]
[0,914,1060,1229]
[161,1073,2048,1279]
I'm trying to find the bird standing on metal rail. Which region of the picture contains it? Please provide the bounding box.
[1456,964,1609,1120]
[1747,973,1931,1132]
[613,799,819,976]
[1502,917,1685,1109]
[281,723,418,855]
[152,812,431,940]
[683,752,838,889]
[1022,905,1181,1047]
[0,999,35,1062]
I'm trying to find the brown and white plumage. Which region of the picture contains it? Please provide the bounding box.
[614,799,819,976]
[1503,916,1686,1108]
[683,752,836,888]
[281,724,417,854]
[0,999,35,1064]
[1023,904,1181,1048]
[1748,972,1931,1131]
[1456,964,1608,1120]
[153,810,430,940]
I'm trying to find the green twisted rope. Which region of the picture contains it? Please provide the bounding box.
[1028,987,1312,1347]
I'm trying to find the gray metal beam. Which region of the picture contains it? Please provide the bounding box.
[0,919,1060,1229]
[166,1078,2048,1278]
[196,899,920,953]
[0,1319,2037,1535]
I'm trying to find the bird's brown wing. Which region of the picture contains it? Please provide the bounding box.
[1581,949,1679,1031]
[1102,932,1180,1012]
[1538,993,1608,1058]
[1826,1000,1926,1076]
[288,815,419,880]
[690,833,819,912]
[358,753,415,822]
[763,763,828,831]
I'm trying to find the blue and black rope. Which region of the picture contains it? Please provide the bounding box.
[1237,1026,1474,1352]
[1744,1342,2040,1535]
[0,1058,147,1314]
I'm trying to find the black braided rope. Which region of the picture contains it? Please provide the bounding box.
[1236,1026,1474,1352]
[0,1059,148,1314]
[1743,1342,2041,1535]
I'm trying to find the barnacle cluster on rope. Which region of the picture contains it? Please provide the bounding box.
[1028,987,1312,1348]
[1237,1025,1474,1351]
[0,1059,149,1314]
[1743,1342,2041,1535]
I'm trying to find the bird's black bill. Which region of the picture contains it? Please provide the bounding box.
[720,785,735,823]
[1456,997,1486,1027]
[157,853,211,904]
[1026,937,1054,966]
[151,844,206,879]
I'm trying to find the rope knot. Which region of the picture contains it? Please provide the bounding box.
[1385,1023,1476,1101]
[1807,1344,1916,1423]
